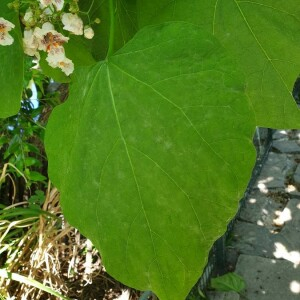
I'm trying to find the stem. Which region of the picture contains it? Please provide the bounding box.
[107,0,115,57]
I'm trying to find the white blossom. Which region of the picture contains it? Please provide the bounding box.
[84,26,94,39]
[47,55,74,75]
[0,17,15,46]
[23,8,35,27]
[52,0,64,11]
[39,0,52,8]
[23,29,39,57]
[61,13,83,35]
[46,45,66,64]
[39,0,64,11]
[34,22,69,52]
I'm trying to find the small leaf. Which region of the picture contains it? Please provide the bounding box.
[27,171,47,182]
[25,157,42,167]
[210,272,246,293]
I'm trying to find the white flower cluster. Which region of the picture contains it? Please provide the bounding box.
[0,17,15,46]
[1,0,98,76]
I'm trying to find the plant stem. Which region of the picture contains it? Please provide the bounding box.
[107,0,115,57]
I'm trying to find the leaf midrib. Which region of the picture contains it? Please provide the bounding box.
[106,63,167,292]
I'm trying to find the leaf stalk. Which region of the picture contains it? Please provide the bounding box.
[107,0,115,57]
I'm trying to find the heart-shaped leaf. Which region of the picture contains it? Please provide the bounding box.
[45,22,256,300]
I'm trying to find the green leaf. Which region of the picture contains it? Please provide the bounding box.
[27,171,47,182]
[64,36,96,66]
[45,22,256,300]
[79,0,138,60]
[210,272,246,293]
[137,0,300,128]
[24,157,42,167]
[137,0,215,29]
[0,0,24,118]
[212,1,300,128]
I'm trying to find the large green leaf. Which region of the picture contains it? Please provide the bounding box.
[213,0,300,128]
[0,0,24,118]
[137,0,300,128]
[45,22,256,300]
[137,0,215,29]
[80,0,138,60]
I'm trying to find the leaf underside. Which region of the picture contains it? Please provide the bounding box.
[45,22,256,300]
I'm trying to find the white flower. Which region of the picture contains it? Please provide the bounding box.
[34,22,69,52]
[23,8,35,27]
[39,0,52,8]
[39,0,64,11]
[58,57,74,75]
[61,13,83,35]
[84,26,94,39]
[47,55,74,75]
[23,29,39,57]
[46,45,66,64]
[0,17,15,46]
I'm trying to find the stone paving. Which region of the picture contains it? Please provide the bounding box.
[208,130,300,300]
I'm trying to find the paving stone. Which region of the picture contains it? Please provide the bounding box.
[285,184,300,197]
[229,222,277,258]
[239,190,283,229]
[272,199,300,265]
[272,235,300,266]
[293,164,300,184]
[272,130,289,140]
[235,255,300,300]
[255,152,294,190]
[272,140,300,153]
[272,130,300,140]
[273,198,300,228]
[206,291,240,300]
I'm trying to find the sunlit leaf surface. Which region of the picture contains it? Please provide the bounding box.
[46,22,256,299]
[137,0,300,128]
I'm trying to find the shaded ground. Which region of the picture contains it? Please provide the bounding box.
[208,130,300,299]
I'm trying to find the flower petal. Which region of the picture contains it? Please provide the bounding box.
[23,29,39,56]
[0,32,14,46]
[61,13,83,35]
[52,0,64,11]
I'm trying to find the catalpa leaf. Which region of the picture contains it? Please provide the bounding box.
[0,0,23,118]
[137,0,300,128]
[45,22,256,299]
[213,0,300,128]
[79,0,138,60]
[137,0,215,29]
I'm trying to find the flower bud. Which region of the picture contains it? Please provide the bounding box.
[84,26,94,39]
